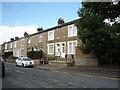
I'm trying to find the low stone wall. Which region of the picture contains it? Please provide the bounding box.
[33,59,48,65]
[74,56,98,67]
[5,59,15,63]
[49,61,74,67]
[33,60,40,65]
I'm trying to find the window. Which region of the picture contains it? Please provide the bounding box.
[47,43,54,54]
[21,40,24,46]
[14,42,17,48]
[5,44,8,49]
[20,49,24,56]
[68,25,77,37]
[48,30,54,41]
[10,43,12,48]
[27,38,31,45]
[39,35,43,42]
[38,46,43,51]
[13,50,17,56]
[68,40,77,54]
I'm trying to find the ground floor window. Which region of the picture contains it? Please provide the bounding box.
[47,43,54,54]
[37,46,43,51]
[20,49,24,56]
[67,40,77,54]
[13,49,19,57]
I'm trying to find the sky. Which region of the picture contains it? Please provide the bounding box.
[0,2,81,44]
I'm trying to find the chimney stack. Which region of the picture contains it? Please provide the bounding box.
[15,37,19,40]
[58,18,65,25]
[10,38,14,41]
[37,27,43,32]
[24,32,29,37]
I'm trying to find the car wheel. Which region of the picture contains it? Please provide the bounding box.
[16,63,18,67]
[22,63,25,67]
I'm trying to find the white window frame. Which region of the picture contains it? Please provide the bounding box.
[14,41,17,48]
[10,43,12,48]
[39,35,43,42]
[27,38,31,45]
[21,39,24,46]
[48,30,54,41]
[37,46,43,51]
[68,25,77,37]
[5,44,8,49]
[47,43,54,54]
[67,40,77,54]
[13,49,18,57]
[20,48,24,56]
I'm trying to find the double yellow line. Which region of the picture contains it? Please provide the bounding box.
[53,70,119,80]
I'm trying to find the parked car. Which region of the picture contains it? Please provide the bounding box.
[0,57,5,77]
[16,57,34,67]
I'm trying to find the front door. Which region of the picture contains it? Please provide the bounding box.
[61,42,66,58]
[55,43,60,56]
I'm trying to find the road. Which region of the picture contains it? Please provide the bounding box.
[2,63,119,89]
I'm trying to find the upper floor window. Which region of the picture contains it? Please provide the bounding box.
[48,30,54,41]
[68,25,77,37]
[5,44,8,49]
[14,41,17,48]
[10,43,12,48]
[39,35,43,42]
[27,38,31,45]
[21,40,24,46]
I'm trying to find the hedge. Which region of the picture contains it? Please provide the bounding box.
[27,50,43,59]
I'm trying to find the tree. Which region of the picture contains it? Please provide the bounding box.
[75,2,120,65]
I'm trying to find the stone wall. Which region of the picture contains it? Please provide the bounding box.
[49,61,74,67]
[74,56,98,67]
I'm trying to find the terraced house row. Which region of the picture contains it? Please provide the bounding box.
[1,18,95,62]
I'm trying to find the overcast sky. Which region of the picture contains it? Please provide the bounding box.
[0,2,81,44]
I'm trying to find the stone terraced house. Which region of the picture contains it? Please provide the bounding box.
[0,19,98,66]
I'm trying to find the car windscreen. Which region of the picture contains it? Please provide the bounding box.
[23,58,31,61]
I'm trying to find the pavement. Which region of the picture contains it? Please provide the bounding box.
[34,64,119,79]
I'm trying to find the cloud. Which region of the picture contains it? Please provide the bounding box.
[0,25,38,44]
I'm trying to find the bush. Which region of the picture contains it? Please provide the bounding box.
[2,52,13,59]
[27,50,43,59]
[7,55,18,59]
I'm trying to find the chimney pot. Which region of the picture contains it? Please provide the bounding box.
[24,32,29,37]
[10,38,14,41]
[37,28,43,32]
[58,18,65,25]
[15,37,19,40]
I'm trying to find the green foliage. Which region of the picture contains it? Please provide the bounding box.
[7,55,18,59]
[79,2,120,22]
[27,50,43,59]
[2,52,13,59]
[75,2,120,65]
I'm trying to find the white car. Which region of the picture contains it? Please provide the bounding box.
[16,57,34,67]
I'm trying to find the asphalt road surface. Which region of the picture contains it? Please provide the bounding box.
[2,63,119,89]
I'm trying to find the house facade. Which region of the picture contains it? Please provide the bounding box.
[0,19,85,59]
